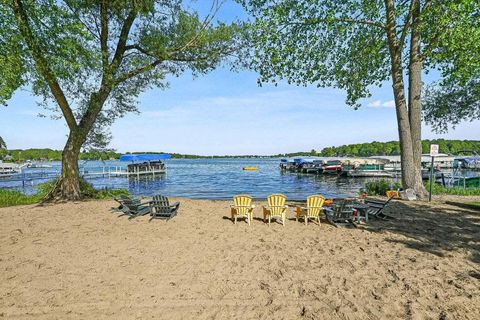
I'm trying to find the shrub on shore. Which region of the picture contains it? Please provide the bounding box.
[0,179,130,208]
[363,179,480,197]
[363,179,402,196]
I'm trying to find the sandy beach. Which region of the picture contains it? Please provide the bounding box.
[1,197,479,319]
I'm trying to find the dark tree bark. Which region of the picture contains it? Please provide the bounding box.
[45,132,83,201]
[45,91,110,201]
[384,0,426,197]
[408,0,428,197]
[408,0,422,166]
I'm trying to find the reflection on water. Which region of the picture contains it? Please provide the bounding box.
[2,158,405,200]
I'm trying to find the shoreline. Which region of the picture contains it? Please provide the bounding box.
[1,198,479,319]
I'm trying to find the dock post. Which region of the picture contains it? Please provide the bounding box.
[428,156,434,202]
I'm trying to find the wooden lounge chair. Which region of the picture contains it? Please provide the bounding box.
[230,194,255,225]
[120,201,151,219]
[325,199,356,227]
[149,195,180,221]
[295,194,326,225]
[113,195,141,212]
[263,194,288,226]
[364,197,394,219]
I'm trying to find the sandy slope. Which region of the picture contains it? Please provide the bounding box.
[0,198,479,319]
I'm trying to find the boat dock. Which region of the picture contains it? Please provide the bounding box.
[0,165,167,187]
[279,155,479,188]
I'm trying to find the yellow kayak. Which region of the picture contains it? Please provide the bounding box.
[243,167,258,171]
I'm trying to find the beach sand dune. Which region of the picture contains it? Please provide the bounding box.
[1,198,479,319]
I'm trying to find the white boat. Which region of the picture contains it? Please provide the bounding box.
[348,170,394,178]
[0,162,23,175]
[26,163,53,168]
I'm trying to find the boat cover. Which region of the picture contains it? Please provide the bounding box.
[119,154,172,162]
[294,158,316,165]
[458,156,480,165]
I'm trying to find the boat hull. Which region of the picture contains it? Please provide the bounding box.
[347,171,393,178]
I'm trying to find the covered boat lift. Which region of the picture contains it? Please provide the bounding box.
[116,153,171,176]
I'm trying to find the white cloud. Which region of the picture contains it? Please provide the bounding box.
[381,100,395,108]
[367,99,395,108]
[367,100,382,108]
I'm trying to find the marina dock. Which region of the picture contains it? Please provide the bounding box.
[279,155,480,188]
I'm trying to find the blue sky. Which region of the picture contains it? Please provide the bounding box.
[1,1,479,155]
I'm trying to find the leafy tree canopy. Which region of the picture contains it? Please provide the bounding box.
[0,0,243,148]
[421,1,480,132]
[423,77,480,133]
[240,0,479,109]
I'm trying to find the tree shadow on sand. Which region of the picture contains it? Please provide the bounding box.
[366,201,480,264]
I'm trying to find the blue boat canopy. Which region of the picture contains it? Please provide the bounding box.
[119,154,171,162]
[455,156,480,164]
[294,158,316,165]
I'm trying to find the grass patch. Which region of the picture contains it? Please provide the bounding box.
[426,182,480,196]
[0,189,46,208]
[0,179,130,208]
[466,201,480,207]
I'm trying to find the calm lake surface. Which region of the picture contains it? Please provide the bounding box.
[3,158,399,200]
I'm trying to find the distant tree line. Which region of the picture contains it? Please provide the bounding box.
[0,149,121,162]
[0,149,266,161]
[315,139,480,157]
[2,140,479,162]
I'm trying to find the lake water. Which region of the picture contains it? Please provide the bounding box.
[2,158,400,200]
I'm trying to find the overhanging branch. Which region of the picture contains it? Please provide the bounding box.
[11,0,78,131]
[114,59,163,85]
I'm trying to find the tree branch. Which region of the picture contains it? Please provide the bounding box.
[125,44,158,58]
[398,0,415,50]
[100,0,108,71]
[170,0,221,55]
[114,59,164,85]
[383,0,400,53]
[109,3,137,72]
[11,0,78,130]
[62,0,100,42]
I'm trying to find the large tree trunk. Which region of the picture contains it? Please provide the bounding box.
[43,91,110,202]
[408,0,428,198]
[44,131,84,201]
[391,59,419,192]
[384,0,425,197]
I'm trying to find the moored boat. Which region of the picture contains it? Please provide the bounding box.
[453,156,480,171]
[280,159,296,172]
[323,160,342,174]
[299,159,325,173]
[119,154,170,176]
[0,162,23,175]
[347,164,393,178]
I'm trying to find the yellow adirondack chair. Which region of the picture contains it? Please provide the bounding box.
[230,195,255,225]
[262,194,288,226]
[295,195,326,225]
